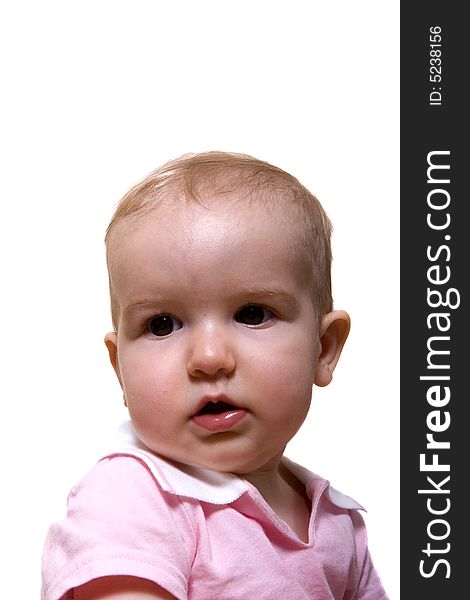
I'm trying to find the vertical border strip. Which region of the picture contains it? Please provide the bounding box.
[401,2,466,596]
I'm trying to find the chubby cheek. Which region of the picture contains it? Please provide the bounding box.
[118,349,178,419]
[249,339,318,425]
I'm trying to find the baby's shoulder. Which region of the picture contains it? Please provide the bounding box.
[64,454,198,562]
[42,455,196,600]
[70,454,190,517]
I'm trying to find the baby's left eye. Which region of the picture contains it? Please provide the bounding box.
[235,305,273,326]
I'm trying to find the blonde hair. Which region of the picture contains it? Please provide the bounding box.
[105,151,333,329]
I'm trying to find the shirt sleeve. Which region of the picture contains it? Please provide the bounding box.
[351,511,390,600]
[41,456,196,600]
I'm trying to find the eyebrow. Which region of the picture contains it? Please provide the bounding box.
[234,288,298,308]
[123,289,298,313]
[123,298,174,314]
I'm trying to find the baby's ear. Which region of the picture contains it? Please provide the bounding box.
[314,310,350,387]
[104,331,123,390]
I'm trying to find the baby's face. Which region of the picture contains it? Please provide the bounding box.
[106,199,323,475]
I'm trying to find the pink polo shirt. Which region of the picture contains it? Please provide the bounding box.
[41,422,388,600]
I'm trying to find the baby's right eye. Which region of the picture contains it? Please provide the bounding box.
[148,314,182,337]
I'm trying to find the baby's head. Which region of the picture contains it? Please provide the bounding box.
[106,152,333,328]
[104,152,349,474]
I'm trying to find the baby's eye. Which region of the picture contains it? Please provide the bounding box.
[235,305,273,326]
[148,314,182,337]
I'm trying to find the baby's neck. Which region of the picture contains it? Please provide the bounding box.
[243,461,311,543]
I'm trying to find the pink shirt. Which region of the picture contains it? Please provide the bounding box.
[41,422,388,600]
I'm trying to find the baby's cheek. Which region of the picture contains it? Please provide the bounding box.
[271,358,316,418]
[123,360,182,421]
[267,347,316,386]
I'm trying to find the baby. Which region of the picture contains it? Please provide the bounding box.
[41,152,389,599]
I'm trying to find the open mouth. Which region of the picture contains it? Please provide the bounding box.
[192,396,247,432]
[197,400,239,416]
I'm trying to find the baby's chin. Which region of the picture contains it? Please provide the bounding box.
[146,440,283,477]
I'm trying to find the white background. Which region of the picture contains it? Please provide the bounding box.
[0,1,399,598]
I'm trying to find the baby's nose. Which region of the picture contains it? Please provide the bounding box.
[186,322,236,378]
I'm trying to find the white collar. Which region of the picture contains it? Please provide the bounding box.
[102,421,363,510]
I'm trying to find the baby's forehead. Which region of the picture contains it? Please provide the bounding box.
[108,204,316,316]
[112,193,307,255]
[108,194,312,275]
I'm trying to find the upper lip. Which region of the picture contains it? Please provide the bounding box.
[192,394,242,417]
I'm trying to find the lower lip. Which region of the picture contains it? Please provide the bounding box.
[192,409,247,432]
